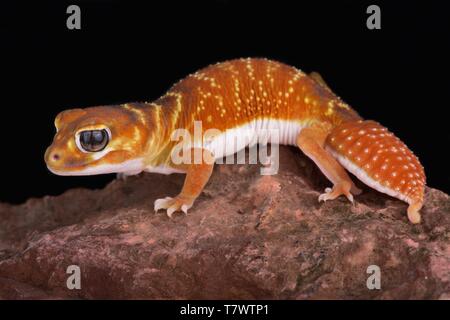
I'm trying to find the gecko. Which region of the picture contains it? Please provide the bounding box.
[44,58,426,224]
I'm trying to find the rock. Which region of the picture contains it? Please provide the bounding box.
[0,146,449,299]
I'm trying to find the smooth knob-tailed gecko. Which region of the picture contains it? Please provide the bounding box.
[45,58,426,223]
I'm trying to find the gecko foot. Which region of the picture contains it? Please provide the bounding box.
[154,196,194,218]
[318,182,355,204]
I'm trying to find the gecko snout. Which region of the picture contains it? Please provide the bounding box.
[44,147,63,167]
[51,153,60,161]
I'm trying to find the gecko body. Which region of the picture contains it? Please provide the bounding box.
[45,58,425,223]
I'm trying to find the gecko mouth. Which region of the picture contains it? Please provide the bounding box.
[45,162,91,176]
[44,145,111,176]
[46,158,146,176]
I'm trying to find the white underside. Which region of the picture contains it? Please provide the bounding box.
[147,119,306,174]
[326,147,411,204]
[195,119,305,159]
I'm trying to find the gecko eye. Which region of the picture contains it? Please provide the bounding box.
[78,129,109,152]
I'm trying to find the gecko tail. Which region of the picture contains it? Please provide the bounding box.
[324,120,426,223]
[407,201,422,224]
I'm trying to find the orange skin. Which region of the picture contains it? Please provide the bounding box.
[46,106,153,172]
[45,58,425,223]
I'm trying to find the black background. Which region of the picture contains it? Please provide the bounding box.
[1,0,449,204]
[0,299,441,319]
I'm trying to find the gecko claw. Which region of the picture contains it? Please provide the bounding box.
[181,204,190,215]
[347,193,354,204]
[167,206,177,219]
[154,196,194,218]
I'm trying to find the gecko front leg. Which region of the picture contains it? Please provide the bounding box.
[154,148,214,218]
[296,125,361,203]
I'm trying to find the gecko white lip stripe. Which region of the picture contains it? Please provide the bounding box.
[326,147,412,204]
[48,158,145,176]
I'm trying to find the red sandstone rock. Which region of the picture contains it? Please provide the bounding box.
[0,146,449,299]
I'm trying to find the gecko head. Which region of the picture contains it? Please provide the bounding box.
[45,106,149,176]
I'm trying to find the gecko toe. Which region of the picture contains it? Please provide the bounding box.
[154,197,173,212]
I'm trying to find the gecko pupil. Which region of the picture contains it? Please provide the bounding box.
[79,129,109,152]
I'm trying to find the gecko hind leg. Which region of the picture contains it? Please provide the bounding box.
[296,125,361,204]
[309,72,331,91]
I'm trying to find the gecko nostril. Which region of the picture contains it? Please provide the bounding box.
[52,153,60,161]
